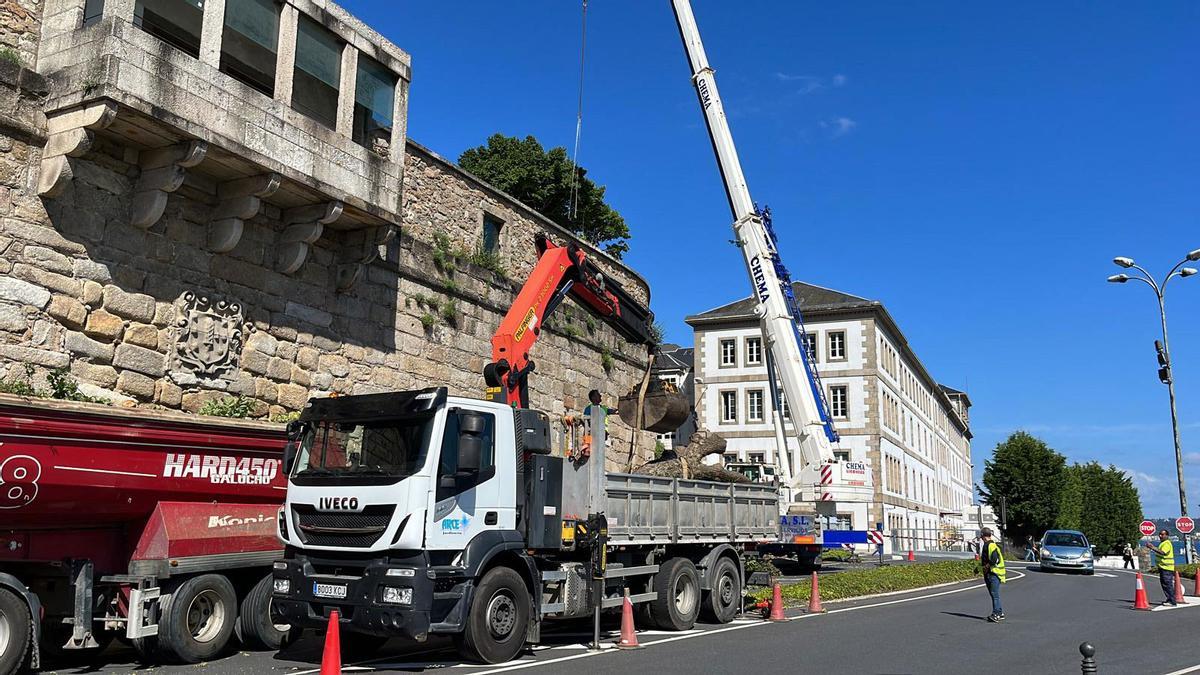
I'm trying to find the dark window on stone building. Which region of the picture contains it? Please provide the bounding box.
[220,0,279,97]
[83,0,105,26]
[134,0,204,59]
[351,54,397,152]
[292,14,341,129]
[482,214,503,254]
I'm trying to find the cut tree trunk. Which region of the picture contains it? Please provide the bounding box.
[632,430,750,484]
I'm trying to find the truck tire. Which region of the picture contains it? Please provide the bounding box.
[648,558,701,631]
[456,567,530,664]
[701,557,741,624]
[0,588,31,674]
[157,574,237,664]
[236,575,291,650]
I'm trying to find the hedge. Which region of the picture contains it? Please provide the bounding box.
[751,560,981,606]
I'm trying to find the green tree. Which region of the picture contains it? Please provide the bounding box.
[458,134,631,258]
[1057,464,1083,531]
[1076,463,1142,554]
[980,431,1067,545]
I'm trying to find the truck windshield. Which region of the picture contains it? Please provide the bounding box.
[292,417,433,479]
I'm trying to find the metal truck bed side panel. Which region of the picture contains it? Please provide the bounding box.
[604,472,777,545]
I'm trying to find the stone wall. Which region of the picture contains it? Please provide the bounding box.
[0,0,40,68]
[0,68,658,468]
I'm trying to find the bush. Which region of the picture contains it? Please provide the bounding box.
[271,411,301,424]
[420,313,436,330]
[752,560,980,606]
[199,396,257,418]
[821,548,855,563]
[47,368,108,404]
[744,556,782,579]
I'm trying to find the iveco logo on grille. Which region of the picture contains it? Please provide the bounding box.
[317,497,361,511]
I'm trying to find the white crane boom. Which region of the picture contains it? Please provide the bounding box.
[670,0,834,484]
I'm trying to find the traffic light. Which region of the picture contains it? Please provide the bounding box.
[1155,340,1171,385]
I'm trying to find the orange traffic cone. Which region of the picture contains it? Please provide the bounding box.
[1133,572,1151,610]
[807,572,825,613]
[320,610,342,675]
[768,583,787,622]
[1175,571,1186,605]
[615,594,642,649]
[1193,572,1200,597]
[907,550,915,562]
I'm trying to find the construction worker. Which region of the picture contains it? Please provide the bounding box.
[979,527,1006,622]
[1144,529,1177,606]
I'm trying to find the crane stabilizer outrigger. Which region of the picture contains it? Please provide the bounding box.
[671,0,872,503]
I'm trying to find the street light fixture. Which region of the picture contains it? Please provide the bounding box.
[1108,250,1198,563]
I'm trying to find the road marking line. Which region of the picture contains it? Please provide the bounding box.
[1163,665,1200,675]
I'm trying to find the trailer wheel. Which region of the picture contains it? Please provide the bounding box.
[701,557,741,624]
[0,588,31,674]
[236,575,291,650]
[456,567,530,664]
[158,574,237,663]
[649,558,701,631]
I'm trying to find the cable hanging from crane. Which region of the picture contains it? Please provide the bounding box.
[568,0,588,223]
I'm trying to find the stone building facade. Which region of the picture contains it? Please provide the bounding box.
[0,0,658,467]
[686,282,973,548]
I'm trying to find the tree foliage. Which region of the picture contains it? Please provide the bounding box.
[458,134,631,258]
[980,431,1067,544]
[1078,463,1142,553]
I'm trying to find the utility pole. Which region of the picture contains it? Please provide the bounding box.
[1108,249,1200,564]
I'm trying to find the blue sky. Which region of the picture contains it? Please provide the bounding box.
[344,1,1199,517]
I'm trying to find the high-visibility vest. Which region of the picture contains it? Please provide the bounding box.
[1157,540,1176,572]
[984,541,1007,583]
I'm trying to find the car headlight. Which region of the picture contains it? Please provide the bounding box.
[1041,551,1054,559]
[1081,550,1092,559]
[381,586,413,605]
[273,578,290,593]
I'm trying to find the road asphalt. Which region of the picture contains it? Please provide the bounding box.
[37,561,1200,675]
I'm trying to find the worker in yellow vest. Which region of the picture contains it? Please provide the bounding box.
[1145,529,1177,606]
[979,527,1006,622]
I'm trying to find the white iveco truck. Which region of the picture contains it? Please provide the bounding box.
[272,390,778,663]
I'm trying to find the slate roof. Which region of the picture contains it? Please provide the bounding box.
[685,282,875,323]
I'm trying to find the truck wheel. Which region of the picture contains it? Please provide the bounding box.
[236,575,291,650]
[158,574,237,663]
[0,588,32,674]
[456,567,530,664]
[649,558,701,631]
[701,557,741,624]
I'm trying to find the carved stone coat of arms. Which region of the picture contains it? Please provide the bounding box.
[169,291,251,385]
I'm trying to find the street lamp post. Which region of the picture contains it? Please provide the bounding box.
[1108,249,1200,564]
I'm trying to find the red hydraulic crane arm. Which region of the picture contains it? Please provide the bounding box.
[484,233,654,408]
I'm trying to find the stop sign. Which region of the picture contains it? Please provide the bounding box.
[1140,520,1157,536]
[1177,517,1195,535]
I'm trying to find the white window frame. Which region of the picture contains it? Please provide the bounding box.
[747,389,764,422]
[745,336,763,366]
[828,330,847,361]
[719,390,738,424]
[802,333,818,362]
[719,338,737,368]
[829,384,849,419]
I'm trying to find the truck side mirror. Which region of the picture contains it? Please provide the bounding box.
[457,412,486,473]
[283,421,305,475]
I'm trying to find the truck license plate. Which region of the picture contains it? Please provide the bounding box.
[313,582,347,599]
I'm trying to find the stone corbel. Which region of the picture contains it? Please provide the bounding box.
[130,140,208,229]
[335,226,398,291]
[276,201,343,274]
[207,173,282,252]
[37,101,118,198]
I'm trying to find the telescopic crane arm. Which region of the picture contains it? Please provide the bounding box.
[670,0,837,483]
[484,233,654,408]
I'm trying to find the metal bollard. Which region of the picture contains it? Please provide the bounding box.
[1079,642,1097,674]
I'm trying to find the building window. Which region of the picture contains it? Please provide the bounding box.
[134,0,204,58]
[828,330,846,361]
[720,391,737,424]
[747,390,764,422]
[829,385,848,419]
[834,450,850,462]
[748,452,765,464]
[292,15,342,129]
[746,336,763,365]
[482,214,503,254]
[802,332,817,362]
[352,54,397,152]
[719,338,736,367]
[220,0,279,97]
[83,0,105,26]
[779,394,790,419]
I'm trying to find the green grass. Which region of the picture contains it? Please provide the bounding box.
[752,560,981,607]
[420,313,437,330]
[601,348,614,373]
[0,365,107,404]
[0,48,20,67]
[271,411,301,424]
[821,548,856,562]
[440,299,458,327]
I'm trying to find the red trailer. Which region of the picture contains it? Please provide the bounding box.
[0,393,289,672]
